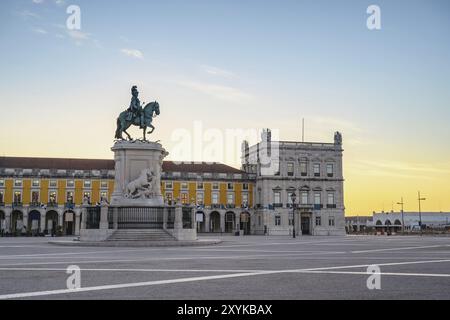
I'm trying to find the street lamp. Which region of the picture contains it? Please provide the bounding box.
[291,192,296,239]
[397,197,405,233]
[418,191,426,235]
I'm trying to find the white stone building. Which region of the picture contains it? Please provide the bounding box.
[241,129,346,236]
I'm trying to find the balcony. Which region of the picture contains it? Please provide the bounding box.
[0,202,5,207]
[273,203,283,208]
[47,201,58,208]
[313,204,323,210]
[29,202,41,208]
[13,202,23,207]
[327,173,334,178]
[327,204,337,209]
[226,204,236,209]
[65,202,75,209]
[211,204,223,209]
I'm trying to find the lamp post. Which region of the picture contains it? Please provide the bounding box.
[291,192,296,239]
[397,197,405,233]
[418,191,426,235]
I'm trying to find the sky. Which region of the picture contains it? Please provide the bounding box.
[0,0,449,216]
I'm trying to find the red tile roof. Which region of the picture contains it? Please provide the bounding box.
[0,157,244,174]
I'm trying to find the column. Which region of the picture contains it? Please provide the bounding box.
[74,211,81,236]
[99,203,109,230]
[162,207,167,230]
[113,207,118,230]
[5,210,11,233]
[80,206,87,230]
[191,206,196,230]
[204,211,210,233]
[174,204,183,230]
[220,211,225,233]
[58,212,63,227]
[23,213,28,231]
[40,211,46,232]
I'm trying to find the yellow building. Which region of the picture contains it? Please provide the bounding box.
[0,157,254,236]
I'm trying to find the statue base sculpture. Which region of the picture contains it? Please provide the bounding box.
[110,140,168,206]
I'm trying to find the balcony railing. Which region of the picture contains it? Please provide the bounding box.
[47,201,58,207]
[65,202,75,209]
[0,202,5,207]
[13,202,23,207]
[327,204,337,209]
[29,202,41,208]
[273,203,283,208]
[226,204,235,209]
[314,204,323,210]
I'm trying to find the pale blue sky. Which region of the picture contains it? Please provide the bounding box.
[1,0,450,213]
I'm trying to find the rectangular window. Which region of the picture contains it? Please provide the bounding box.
[316,216,322,226]
[227,193,234,205]
[212,192,219,204]
[165,181,173,189]
[242,183,249,190]
[83,192,91,202]
[101,181,108,189]
[300,162,307,176]
[242,193,248,206]
[287,162,294,176]
[31,191,39,203]
[66,180,75,188]
[0,191,4,203]
[0,179,4,187]
[327,193,335,205]
[301,191,308,205]
[287,191,293,207]
[100,191,107,200]
[181,182,188,190]
[49,191,57,204]
[329,216,335,227]
[14,179,22,187]
[49,180,57,188]
[212,183,219,190]
[197,192,204,205]
[275,215,281,226]
[313,164,320,177]
[273,191,281,206]
[181,193,188,205]
[197,182,203,190]
[83,180,91,188]
[14,191,22,203]
[32,180,40,187]
[66,191,74,203]
[227,183,234,190]
[165,192,173,204]
[327,164,334,177]
[314,193,321,205]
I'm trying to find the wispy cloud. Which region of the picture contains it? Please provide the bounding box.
[18,10,40,20]
[120,48,144,59]
[202,65,235,78]
[32,0,44,4]
[32,27,48,35]
[178,80,252,103]
[355,159,450,175]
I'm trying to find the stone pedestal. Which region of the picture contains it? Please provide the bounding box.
[111,141,168,206]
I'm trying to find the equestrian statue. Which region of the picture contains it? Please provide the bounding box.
[115,86,160,141]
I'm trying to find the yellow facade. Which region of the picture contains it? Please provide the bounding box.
[40,179,49,205]
[1,177,254,208]
[5,179,13,204]
[57,180,65,205]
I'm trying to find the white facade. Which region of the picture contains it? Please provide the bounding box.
[241,129,346,236]
[371,211,450,230]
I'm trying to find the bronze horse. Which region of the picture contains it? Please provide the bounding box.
[115,101,160,141]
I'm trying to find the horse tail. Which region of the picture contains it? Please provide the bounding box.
[115,117,121,139]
